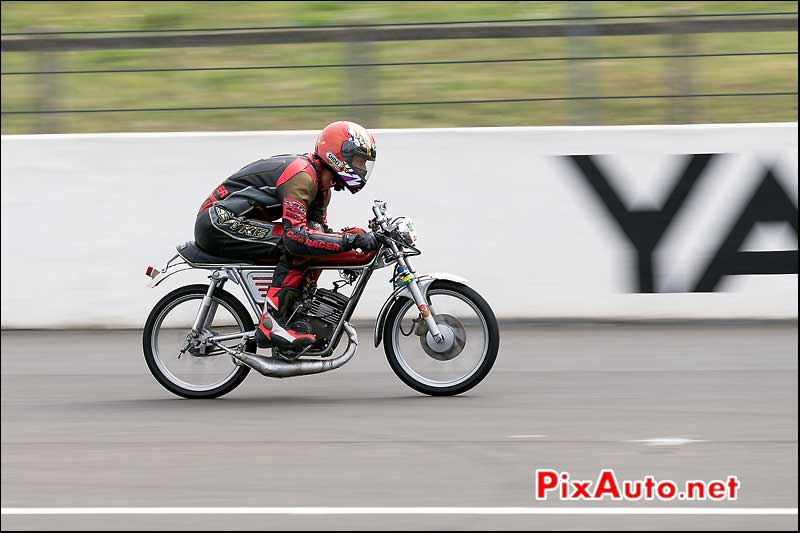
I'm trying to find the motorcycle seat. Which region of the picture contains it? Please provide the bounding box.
[176,241,279,266]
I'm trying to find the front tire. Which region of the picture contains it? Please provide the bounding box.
[383,280,499,396]
[143,284,254,399]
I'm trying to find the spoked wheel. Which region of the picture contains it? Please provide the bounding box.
[383,280,499,396]
[143,285,255,399]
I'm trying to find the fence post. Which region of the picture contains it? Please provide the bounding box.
[31,27,64,133]
[666,12,697,124]
[346,18,377,128]
[565,2,600,125]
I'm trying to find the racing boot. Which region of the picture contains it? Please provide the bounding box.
[255,287,315,350]
[255,311,316,351]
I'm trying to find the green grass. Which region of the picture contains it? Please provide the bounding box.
[1,1,797,134]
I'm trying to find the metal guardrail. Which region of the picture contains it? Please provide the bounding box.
[3,11,797,36]
[1,17,797,51]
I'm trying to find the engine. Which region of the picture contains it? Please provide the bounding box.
[288,288,349,349]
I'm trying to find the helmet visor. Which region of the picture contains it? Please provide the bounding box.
[349,155,374,181]
[338,154,374,192]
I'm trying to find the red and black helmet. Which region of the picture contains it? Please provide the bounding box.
[314,121,377,194]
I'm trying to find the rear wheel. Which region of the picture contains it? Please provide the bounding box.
[383,280,499,396]
[143,285,254,399]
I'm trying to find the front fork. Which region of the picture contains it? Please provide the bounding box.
[386,241,444,343]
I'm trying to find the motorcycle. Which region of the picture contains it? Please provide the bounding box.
[142,200,499,398]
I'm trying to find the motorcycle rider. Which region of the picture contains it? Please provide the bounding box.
[194,121,379,351]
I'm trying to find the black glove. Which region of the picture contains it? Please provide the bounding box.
[347,231,378,252]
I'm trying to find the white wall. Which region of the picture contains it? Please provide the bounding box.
[1,124,797,328]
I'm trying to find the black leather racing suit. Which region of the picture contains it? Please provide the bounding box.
[194,153,356,313]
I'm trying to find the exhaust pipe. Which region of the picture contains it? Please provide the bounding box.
[229,322,358,378]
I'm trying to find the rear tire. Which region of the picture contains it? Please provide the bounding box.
[143,285,254,399]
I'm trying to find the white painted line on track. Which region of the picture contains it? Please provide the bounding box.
[2,507,797,516]
[507,435,548,439]
[627,437,709,446]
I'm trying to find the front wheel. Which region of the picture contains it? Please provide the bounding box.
[383,280,499,396]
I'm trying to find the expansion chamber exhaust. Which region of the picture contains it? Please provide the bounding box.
[228,322,358,378]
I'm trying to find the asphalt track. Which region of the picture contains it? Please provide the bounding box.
[1,323,797,530]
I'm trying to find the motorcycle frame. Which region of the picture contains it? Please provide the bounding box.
[158,244,396,358]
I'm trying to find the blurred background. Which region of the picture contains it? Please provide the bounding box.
[1,4,797,531]
[1,1,797,134]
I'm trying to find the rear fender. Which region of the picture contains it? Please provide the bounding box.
[373,272,468,347]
